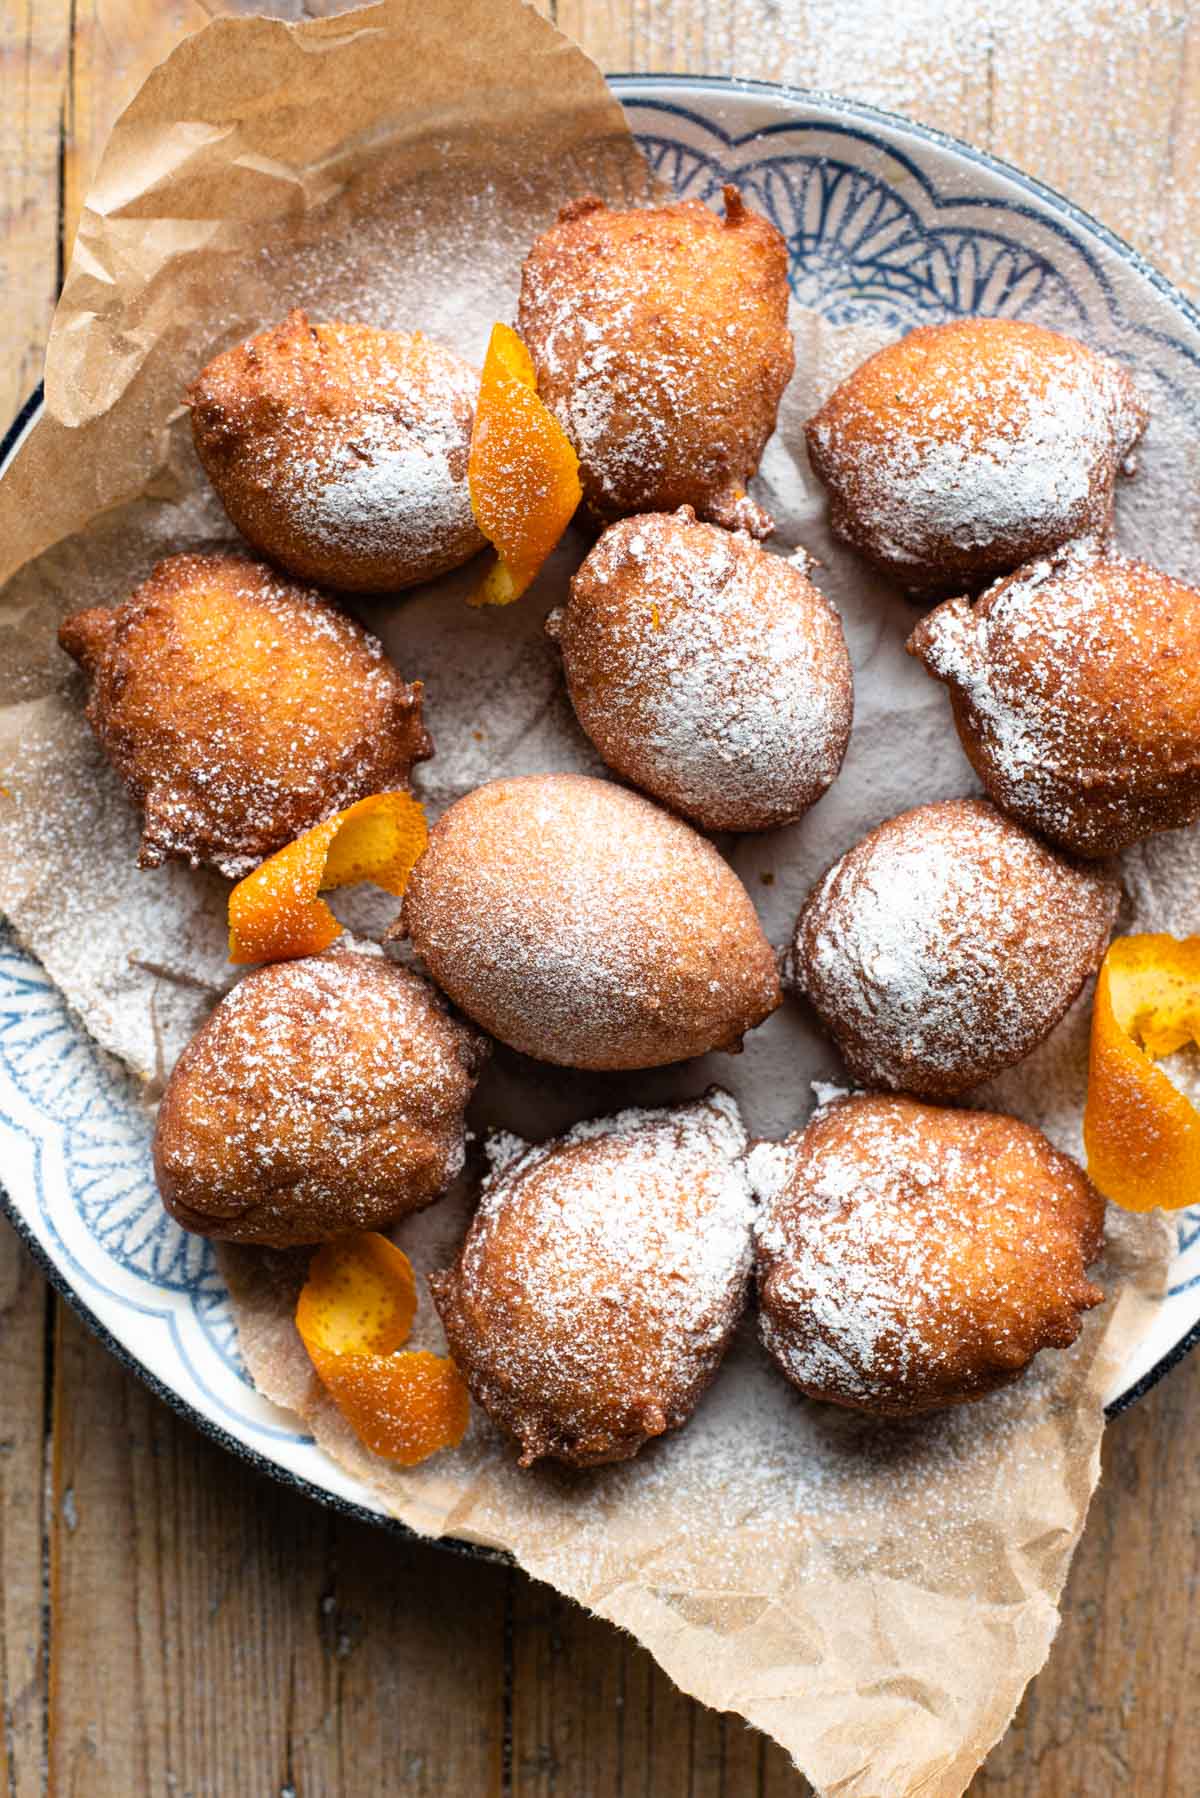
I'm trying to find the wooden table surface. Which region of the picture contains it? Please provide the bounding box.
[2,2,1199,1793]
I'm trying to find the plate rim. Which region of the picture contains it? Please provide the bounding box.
[614,72,1200,347]
[1,72,1195,1549]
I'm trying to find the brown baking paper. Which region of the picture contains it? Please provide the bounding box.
[0,3,1177,1793]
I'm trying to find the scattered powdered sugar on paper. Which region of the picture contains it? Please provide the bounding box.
[0,476,244,1085]
[222,1178,1170,1795]
[0,237,1192,1269]
[0,64,1195,1789]
[6,193,1199,1132]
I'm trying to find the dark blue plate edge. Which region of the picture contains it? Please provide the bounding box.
[1,75,1195,1548]
[0,1179,512,1557]
[1,378,488,1551]
[617,74,1200,345]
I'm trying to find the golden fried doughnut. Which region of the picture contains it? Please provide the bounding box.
[518,188,794,535]
[188,310,484,592]
[430,1090,753,1466]
[806,318,1147,600]
[751,1092,1105,1416]
[908,550,1200,856]
[58,552,430,879]
[787,798,1119,1098]
[547,508,853,832]
[154,945,487,1246]
[398,773,781,1069]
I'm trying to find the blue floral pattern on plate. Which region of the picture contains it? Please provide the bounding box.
[640,139,1079,327]
[2,78,1198,1521]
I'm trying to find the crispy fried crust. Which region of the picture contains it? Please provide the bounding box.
[58,552,431,878]
[550,508,852,831]
[908,551,1200,856]
[786,797,1119,1097]
[153,948,488,1247]
[806,317,1147,600]
[187,310,485,592]
[430,1092,753,1467]
[751,1093,1106,1417]
[399,773,781,1070]
[518,187,794,534]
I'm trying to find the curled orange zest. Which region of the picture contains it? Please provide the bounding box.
[227,791,428,965]
[307,1348,470,1465]
[467,321,582,607]
[1084,933,1200,1212]
[297,1234,418,1358]
[296,1234,469,1466]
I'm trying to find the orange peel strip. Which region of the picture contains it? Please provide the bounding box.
[296,1234,469,1465]
[467,321,582,607]
[1084,933,1200,1212]
[296,1234,418,1358]
[227,790,428,965]
[308,1349,470,1465]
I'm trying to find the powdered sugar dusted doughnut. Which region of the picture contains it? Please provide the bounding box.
[908,550,1200,857]
[787,798,1119,1099]
[188,310,484,592]
[57,552,431,880]
[547,509,853,832]
[751,1092,1106,1418]
[153,943,488,1247]
[399,773,781,1070]
[518,188,794,536]
[430,1089,754,1467]
[805,318,1147,600]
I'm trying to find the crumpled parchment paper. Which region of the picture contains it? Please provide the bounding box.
[0,5,1176,1792]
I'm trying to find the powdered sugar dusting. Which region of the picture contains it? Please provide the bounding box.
[807,319,1147,595]
[60,550,431,882]
[402,773,779,1070]
[156,941,487,1243]
[5,41,1184,1789]
[0,84,1190,1735]
[789,797,1119,1097]
[288,341,478,564]
[189,315,483,591]
[910,549,1200,855]
[517,193,793,531]
[553,509,852,831]
[301,417,471,558]
[750,1094,1105,1414]
[430,1089,755,1463]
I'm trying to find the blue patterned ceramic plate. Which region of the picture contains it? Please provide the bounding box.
[2,77,1199,1534]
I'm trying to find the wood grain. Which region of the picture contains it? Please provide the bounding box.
[974,1349,1200,1795]
[0,0,67,426]
[48,1302,510,1795]
[0,1232,49,1798]
[1,0,1199,1793]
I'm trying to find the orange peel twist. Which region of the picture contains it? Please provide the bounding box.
[227,790,428,965]
[296,1234,469,1465]
[1084,933,1200,1212]
[467,322,582,607]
